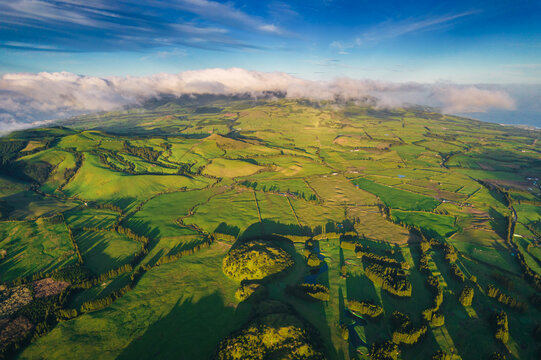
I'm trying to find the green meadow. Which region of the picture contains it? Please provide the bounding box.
[351,177,441,211]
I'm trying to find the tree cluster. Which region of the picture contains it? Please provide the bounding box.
[222,240,293,281]
[356,250,407,269]
[459,285,474,307]
[347,299,383,318]
[369,341,400,360]
[390,311,427,345]
[97,150,135,173]
[442,244,458,263]
[364,263,412,297]
[216,310,324,360]
[422,275,444,325]
[418,241,431,273]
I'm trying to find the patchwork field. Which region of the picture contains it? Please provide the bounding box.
[0,98,540,360]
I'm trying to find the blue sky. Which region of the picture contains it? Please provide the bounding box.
[1,0,541,83]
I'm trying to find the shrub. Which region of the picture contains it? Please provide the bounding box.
[459,285,474,306]
[430,311,445,327]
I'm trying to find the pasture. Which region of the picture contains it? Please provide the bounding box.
[0,219,76,282]
[351,177,440,211]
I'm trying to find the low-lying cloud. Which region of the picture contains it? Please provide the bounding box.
[0,68,518,132]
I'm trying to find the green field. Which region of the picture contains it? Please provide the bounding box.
[0,219,76,282]
[351,177,441,211]
[390,210,457,239]
[1,98,540,360]
[19,244,249,360]
[75,231,142,275]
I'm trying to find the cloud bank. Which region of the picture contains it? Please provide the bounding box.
[0,68,517,132]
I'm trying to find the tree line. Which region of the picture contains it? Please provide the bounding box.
[59,148,83,190]
[486,284,527,312]
[240,180,318,201]
[422,275,444,327]
[493,311,509,344]
[123,141,162,162]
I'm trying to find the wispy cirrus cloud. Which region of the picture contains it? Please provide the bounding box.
[167,0,286,35]
[331,11,478,53]
[0,0,287,52]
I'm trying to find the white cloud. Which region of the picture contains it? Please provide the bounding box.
[259,24,281,34]
[433,86,516,113]
[0,68,519,132]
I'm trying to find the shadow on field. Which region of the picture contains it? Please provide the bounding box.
[111,197,138,211]
[122,218,161,240]
[214,222,240,238]
[76,231,137,274]
[345,270,386,346]
[117,292,249,360]
[488,207,508,240]
[0,245,30,281]
[260,219,312,237]
[236,219,356,241]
